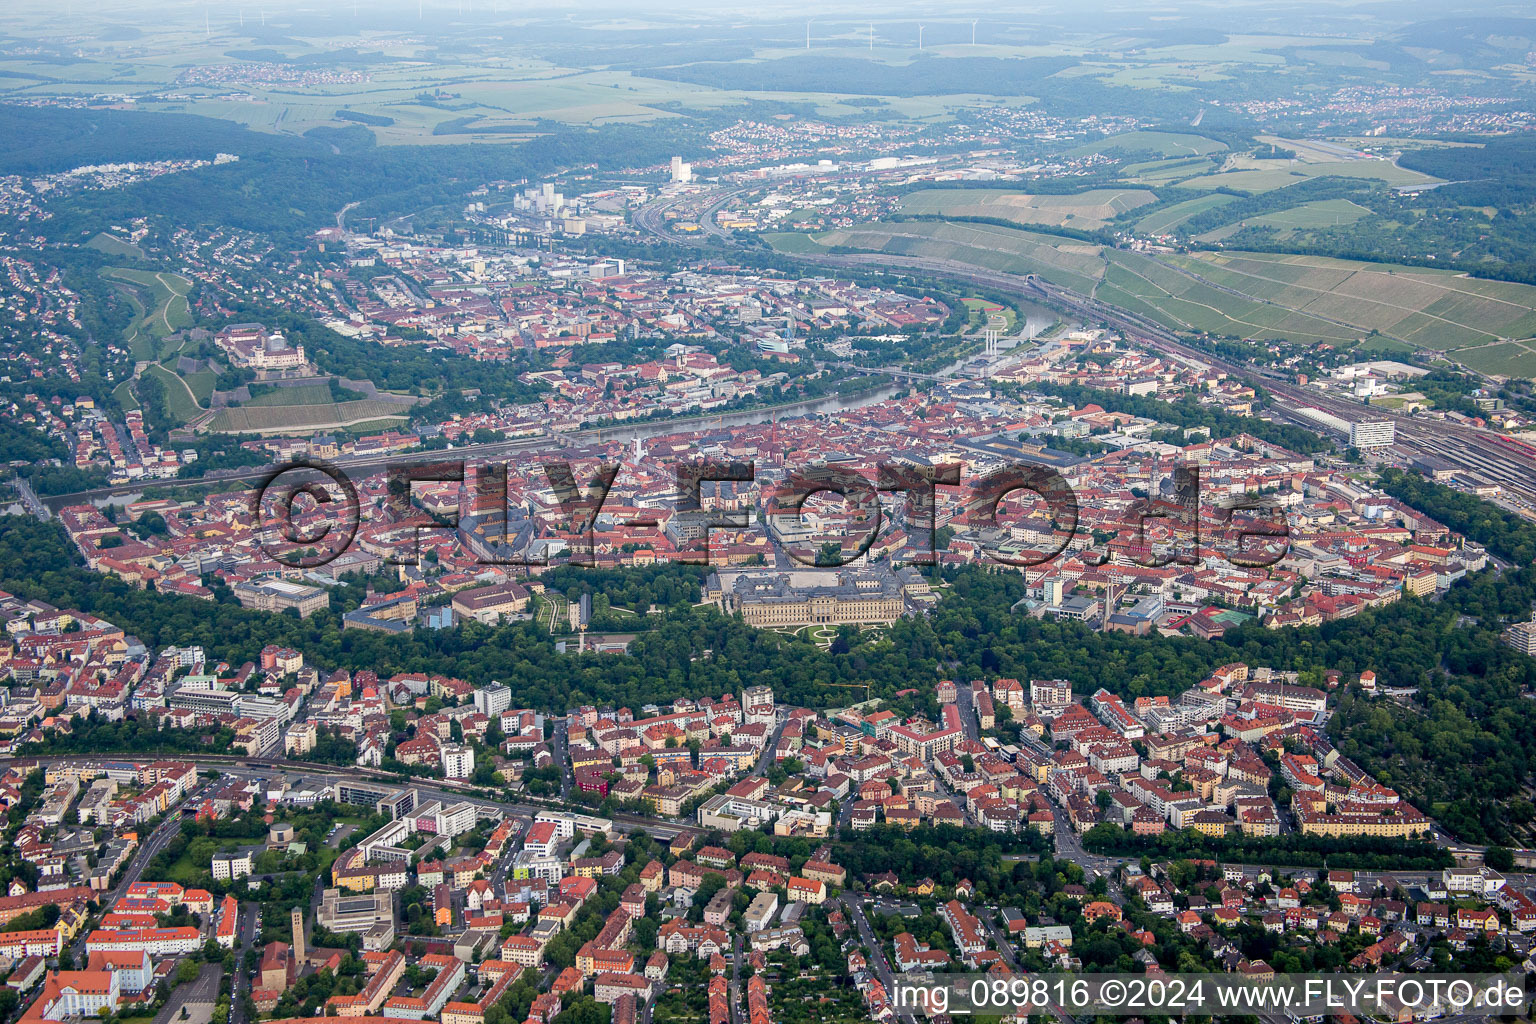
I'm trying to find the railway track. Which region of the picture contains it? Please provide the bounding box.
[12,752,700,841]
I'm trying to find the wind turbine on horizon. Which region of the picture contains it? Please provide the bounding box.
[971,19,978,45]
[805,20,812,49]
[918,24,925,51]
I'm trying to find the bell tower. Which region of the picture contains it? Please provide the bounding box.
[291,906,305,964]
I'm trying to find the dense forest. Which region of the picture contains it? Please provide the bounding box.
[0,105,315,176]
[29,111,697,248]
[1397,134,1536,206]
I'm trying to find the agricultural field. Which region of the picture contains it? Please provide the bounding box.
[208,397,415,435]
[1239,198,1373,230]
[784,220,1108,294]
[1175,157,1439,192]
[1102,249,1536,368]
[240,383,336,407]
[1097,250,1364,344]
[0,24,1041,143]
[1133,194,1238,235]
[1067,130,1228,158]
[896,188,1156,230]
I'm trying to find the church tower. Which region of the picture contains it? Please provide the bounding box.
[291,907,306,964]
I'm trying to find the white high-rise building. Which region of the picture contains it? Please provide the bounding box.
[441,744,475,780]
[473,683,512,718]
[1505,620,1536,657]
[1350,420,1395,449]
[670,155,692,183]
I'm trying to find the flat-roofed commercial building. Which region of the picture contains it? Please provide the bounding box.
[318,889,394,934]
[233,578,329,618]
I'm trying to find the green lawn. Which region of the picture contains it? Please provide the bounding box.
[112,379,141,411]
[141,363,205,423]
[87,232,145,261]
[182,371,218,405]
[102,267,193,360]
[242,383,334,407]
[104,272,153,361]
[1245,198,1373,229]
[1133,194,1237,235]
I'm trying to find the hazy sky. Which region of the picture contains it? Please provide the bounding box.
[7,0,1534,32]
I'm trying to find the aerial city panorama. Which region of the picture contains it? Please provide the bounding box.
[0,0,1535,1021]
